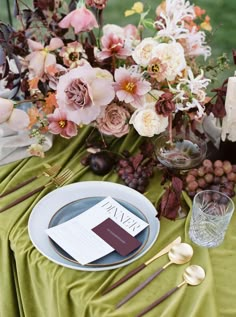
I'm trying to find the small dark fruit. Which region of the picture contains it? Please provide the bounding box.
[89,152,114,175]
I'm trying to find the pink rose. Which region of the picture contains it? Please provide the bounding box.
[56,64,115,125]
[96,103,131,137]
[59,7,98,34]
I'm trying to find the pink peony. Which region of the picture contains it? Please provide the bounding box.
[59,7,98,34]
[47,108,78,138]
[96,103,131,137]
[113,67,151,108]
[56,64,115,125]
[26,38,64,79]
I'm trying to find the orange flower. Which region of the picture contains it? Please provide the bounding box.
[28,78,40,90]
[28,107,42,128]
[201,16,212,32]
[44,92,57,114]
[194,6,206,17]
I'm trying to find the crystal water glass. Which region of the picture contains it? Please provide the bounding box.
[189,190,235,247]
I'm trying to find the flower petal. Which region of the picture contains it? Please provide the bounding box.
[0,98,14,123]
[27,39,44,51]
[7,109,30,130]
[47,38,64,51]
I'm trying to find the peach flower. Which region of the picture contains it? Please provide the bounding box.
[47,108,78,138]
[26,38,64,79]
[59,7,98,34]
[113,67,151,108]
[96,103,130,137]
[97,33,132,60]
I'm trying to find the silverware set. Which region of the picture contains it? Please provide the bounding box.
[102,237,205,316]
[1,167,205,316]
[0,165,74,213]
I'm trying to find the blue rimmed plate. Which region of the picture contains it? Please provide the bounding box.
[28,181,160,271]
[48,197,150,267]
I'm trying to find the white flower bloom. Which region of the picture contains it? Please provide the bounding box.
[132,38,158,67]
[171,67,210,118]
[184,28,211,60]
[152,42,186,81]
[178,67,211,101]
[155,0,195,40]
[176,98,205,118]
[156,14,189,41]
[130,106,168,137]
[165,0,195,20]
[144,90,164,107]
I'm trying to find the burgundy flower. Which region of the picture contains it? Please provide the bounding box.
[86,0,108,9]
[155,92,176,117]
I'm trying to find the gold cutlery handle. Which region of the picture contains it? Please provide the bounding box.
[0,176,38,198]
[136,285,180,317]
[102,236,181,296]
[102,263,146,295]
[144,236,181,266]
[116,266,165,308]
[0,184,47,213]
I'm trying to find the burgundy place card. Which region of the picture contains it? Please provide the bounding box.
[92,218,142,256]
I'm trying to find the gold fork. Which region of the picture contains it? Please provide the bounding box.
[0,168,74,213]
[0,164,61,198]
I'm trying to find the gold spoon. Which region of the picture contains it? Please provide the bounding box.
[136,265,205,317]
[116,243,193,308]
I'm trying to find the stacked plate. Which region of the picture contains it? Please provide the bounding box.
[28,181,160,271]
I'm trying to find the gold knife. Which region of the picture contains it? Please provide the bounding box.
[102,236,181,295]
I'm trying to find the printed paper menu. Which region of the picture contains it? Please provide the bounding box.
[46,197,148,265]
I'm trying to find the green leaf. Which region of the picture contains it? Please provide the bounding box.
[140,9,150,20]
[142,18,155,30]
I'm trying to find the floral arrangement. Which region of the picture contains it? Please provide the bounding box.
[0,0,222,158]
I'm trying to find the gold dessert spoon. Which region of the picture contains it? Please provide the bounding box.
[136,265,205,317]
[116,243,193,308]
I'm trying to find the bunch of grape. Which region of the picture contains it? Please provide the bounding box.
[116,157,156,193]
[184,159,236,198]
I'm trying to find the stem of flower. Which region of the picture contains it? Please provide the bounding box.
[168,114,173,144]
[111,55,116,74]
[14,99,44,106]
[77,0,85,9]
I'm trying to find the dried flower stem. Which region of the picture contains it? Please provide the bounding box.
[14,99,45,106]
[168,114,173,144]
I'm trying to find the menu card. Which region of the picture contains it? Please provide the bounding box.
[46,197,148,265]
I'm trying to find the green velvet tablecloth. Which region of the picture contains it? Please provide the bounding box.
[0,128,235,317]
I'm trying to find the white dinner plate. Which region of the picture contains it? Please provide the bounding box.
[48,197,150,267]
[28,181,160,271]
